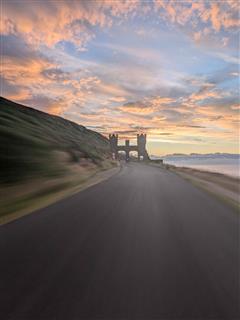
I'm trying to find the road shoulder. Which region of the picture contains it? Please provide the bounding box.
[0,165,120,226]
[150,162,240,211]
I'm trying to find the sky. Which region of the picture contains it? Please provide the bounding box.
[1,0,239,155]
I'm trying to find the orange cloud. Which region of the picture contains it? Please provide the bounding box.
[47,99,69,115]
[119,105,154,115]
[149,96,175,107]
[118,96,176,116]
[210,2,239,31]
[189,86,221,102]
[154,0,239,33]
[109,96,126,102]
[1,0,141,49]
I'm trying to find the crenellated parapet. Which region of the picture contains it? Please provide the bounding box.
[109,134,118,153]
[137,134,146,148]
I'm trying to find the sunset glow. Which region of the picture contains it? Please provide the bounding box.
[1,0,239,155]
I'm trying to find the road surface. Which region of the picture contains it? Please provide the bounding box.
[0,163,239,319]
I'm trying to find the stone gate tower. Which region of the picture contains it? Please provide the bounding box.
[109,133,149,161]
[137,134,149,160]
[109,134,118,159]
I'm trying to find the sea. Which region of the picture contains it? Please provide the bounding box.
[151,154,240,178]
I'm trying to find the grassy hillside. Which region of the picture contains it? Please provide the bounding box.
[0,96,118,223]
[0,96,111,183]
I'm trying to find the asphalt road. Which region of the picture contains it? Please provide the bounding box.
[0,163,239,319]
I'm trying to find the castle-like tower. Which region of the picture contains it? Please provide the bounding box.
[109,134,149,161]
[137,134,149,160]
[109,134,118,159]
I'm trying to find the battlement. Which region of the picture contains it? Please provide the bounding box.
[109,134,118,139]
[109,134,118,154]
[137,133,147,138]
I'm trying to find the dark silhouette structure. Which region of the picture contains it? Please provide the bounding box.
[109,134,149,161]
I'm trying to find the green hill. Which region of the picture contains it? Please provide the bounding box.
[0,96,111,183]
[0,97,117,223]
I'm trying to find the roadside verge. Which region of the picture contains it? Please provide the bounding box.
[0,164,120,226]
[150,162,240,211]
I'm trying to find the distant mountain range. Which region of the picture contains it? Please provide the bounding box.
[151,153,240,160]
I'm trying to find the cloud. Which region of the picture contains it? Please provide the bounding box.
[0,76,31,100]
[209,2,239,31]
[2,1,239,59]
[1,35,108,115]
[1,0,239,153]
[154,0,239,32]
[189,84,220,102]
[104,0,140,17]
[207,65,239,84]
[1,34,40,61]
[1,34,55,79]
[2,1,102,48]
[41,68,70,81]
[214,52,239,65]
[1,0,141,50]
[100,42,163,63]
[20,95,59,112]
[119,101,155,115]
[178,125,206,129]
[118,95,177,116]
[108,96,126,103]
[149,96,176,107]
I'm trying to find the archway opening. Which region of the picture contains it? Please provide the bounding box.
[129,151,138,161]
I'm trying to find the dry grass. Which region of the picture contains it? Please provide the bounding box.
[149,160,239,210]
[0,96,119,224]
[0,160,119,225]
[166,165,240,210]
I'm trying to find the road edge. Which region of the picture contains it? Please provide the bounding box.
[0,165,121,226]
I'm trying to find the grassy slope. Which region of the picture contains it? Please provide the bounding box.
[0,97,116,222]
[0,96,111,183]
